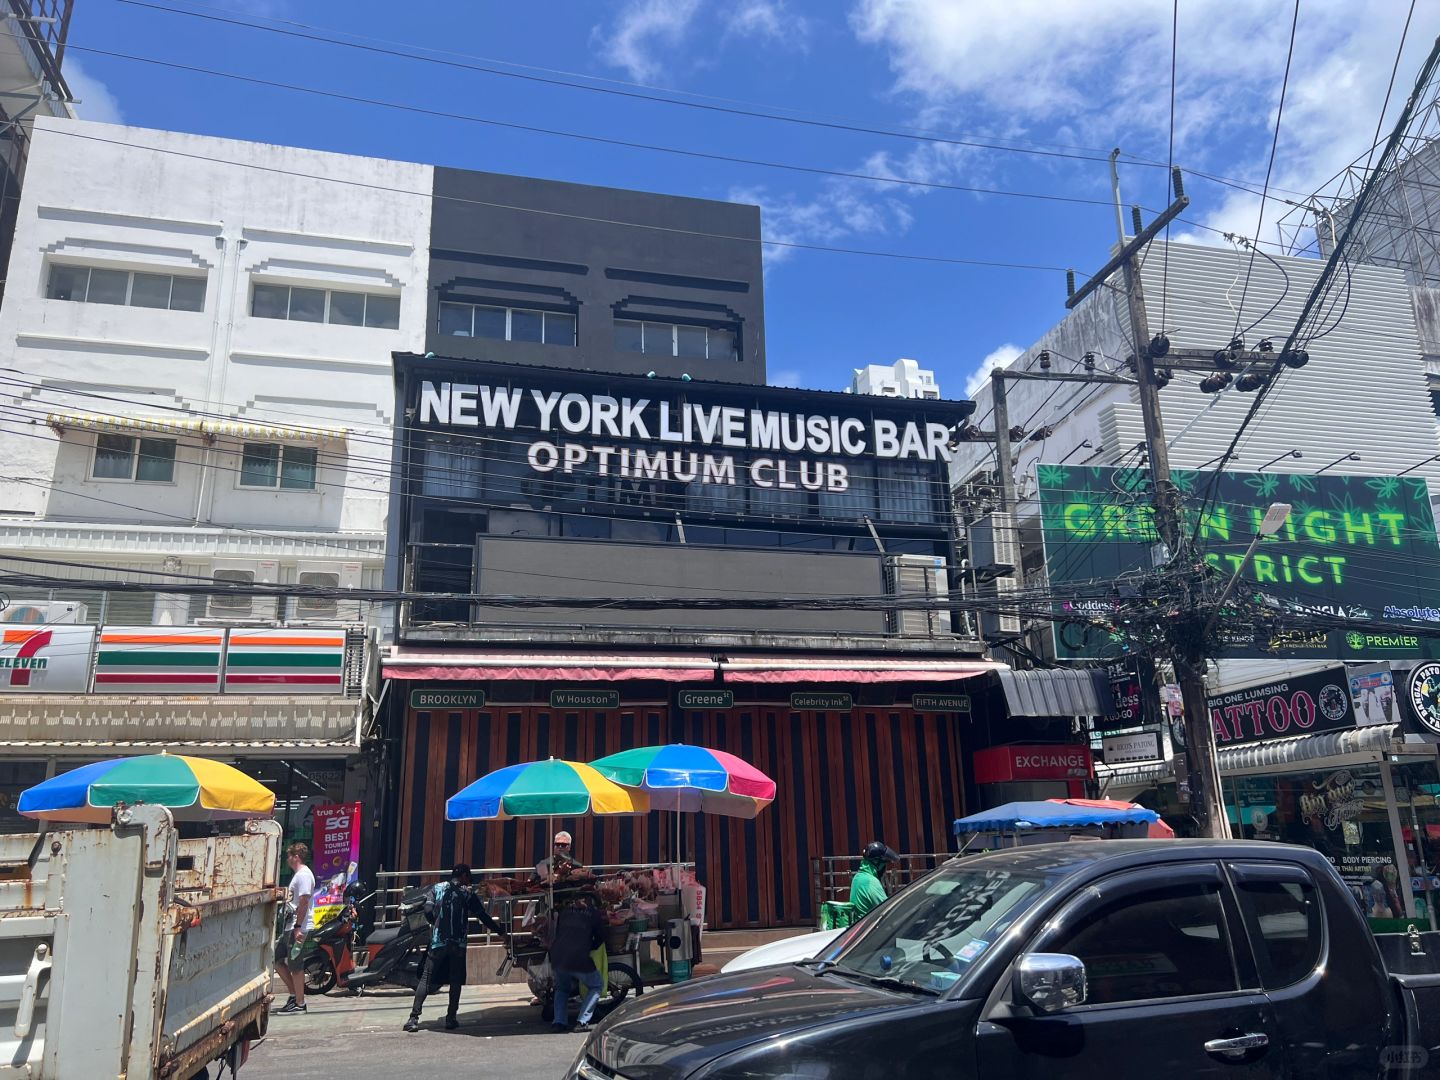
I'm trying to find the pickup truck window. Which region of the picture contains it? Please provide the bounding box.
[833,868,1049,993]
[1235,877,1322,989]
[1046,880,1239,1005]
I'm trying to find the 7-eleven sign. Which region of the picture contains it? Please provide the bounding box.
[0,625,96,691]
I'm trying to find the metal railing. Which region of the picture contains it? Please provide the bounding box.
[373,862,697,941]
[811,851,954,917]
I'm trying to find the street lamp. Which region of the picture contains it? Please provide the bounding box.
[1203,502,1292,637]
[1316,451,1361,474]
[1257,449,1302,471]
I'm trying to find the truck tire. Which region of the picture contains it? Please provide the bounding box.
[304,954,337,996]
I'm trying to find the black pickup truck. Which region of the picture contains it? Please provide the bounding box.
[570,840,1440,1079]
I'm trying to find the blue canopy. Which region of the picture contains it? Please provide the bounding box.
[954,800,1159,834]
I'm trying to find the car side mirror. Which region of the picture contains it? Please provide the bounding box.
[1014,953,1087,1014]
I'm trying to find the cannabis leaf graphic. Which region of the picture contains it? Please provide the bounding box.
[1366,476,1400,500]
[1245,473,1281,499]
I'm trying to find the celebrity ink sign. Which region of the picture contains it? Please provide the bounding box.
[1207,667,1356,748]
[1037,465,1440,659]
[417,380,957,495]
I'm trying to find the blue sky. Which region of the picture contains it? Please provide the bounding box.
[62,0,1440,396]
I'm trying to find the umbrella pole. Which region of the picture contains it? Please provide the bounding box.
[675,809,684,920]
[548,814,554,922]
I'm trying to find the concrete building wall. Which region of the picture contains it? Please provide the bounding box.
[852,358,941,399]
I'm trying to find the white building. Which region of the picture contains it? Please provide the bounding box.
[851,357,940,399]
[0,117,431,798]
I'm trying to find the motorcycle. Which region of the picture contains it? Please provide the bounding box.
[344,885,432,993]
[302,883,370,996]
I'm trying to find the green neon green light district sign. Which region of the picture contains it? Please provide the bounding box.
[1036,465,1440,660]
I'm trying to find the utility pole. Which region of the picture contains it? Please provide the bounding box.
[990,369,1017,513]
[1085,149,1227,838]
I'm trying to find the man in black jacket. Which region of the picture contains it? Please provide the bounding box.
[549,892,606,1033]
[404,865,508,1033]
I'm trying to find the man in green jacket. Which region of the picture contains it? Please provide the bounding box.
[849,842,900,917]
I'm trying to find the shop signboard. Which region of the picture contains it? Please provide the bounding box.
[551,689,620,709]
[1036,465,1440,660]
[973,743,1094,783]
[0,625,95,692]
[1207,666,1356,749]
[679,689,733,709]
[790,692,852,711]
[311,801,361,927]
[411,689,487,709]
[1093,658,1146,731]
[1348,664,1397,727]
[1100,729,1163,765]
[1402,661,1440,738]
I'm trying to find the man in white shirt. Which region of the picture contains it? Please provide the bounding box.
[276,842,317,1015]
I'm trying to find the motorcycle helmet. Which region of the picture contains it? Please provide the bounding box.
[863,841,900,864]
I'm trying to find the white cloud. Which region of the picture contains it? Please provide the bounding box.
[768,368,804,388]
[65,60,124,125]
[967,344,1022,397]
[594,0,702,82]
[726,0,810,47]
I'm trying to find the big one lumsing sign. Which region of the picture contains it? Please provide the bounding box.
[417,380,956,494]
[1036,465,1440,660]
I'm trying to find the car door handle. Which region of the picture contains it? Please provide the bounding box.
[1204,1033,1269,1058]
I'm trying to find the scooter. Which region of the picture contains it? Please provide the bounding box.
[345,885,432,993]
[302,883,370,995]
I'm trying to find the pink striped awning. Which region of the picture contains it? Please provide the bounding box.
[720,657,1004,684]
[383,650,716,682]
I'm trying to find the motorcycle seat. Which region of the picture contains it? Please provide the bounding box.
[366,926,406,947]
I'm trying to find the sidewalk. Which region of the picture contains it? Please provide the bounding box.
[244,984,585,1080]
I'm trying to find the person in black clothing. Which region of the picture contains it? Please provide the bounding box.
[404,864,508,1033]
[549,892,607,1033]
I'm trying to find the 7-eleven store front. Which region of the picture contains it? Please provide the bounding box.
[383,650,1002,930]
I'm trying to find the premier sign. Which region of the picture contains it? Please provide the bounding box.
[418,381,954,495]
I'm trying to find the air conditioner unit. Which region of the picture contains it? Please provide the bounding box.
[884,554,951,637]
[290,561,363,623]
[969,512,1022,637]
[205,559,278,621]
[0,600,86,624]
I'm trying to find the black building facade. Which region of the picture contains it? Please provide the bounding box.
[381,353,1011,928]
[428,169,766,383]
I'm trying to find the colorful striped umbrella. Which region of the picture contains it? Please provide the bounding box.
[18,754,276,823]
[590,744,776,819]
[446,758,650,821]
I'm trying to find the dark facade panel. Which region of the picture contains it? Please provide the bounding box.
[474,536,886,633]
[429,168,767,382]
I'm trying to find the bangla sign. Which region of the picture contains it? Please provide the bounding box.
[1206,666,1356,748]
[1037,465,1440,659]
[417,380,957,496]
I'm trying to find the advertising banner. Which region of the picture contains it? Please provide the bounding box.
[1348,664,1398,727]
[1093,658,1148,731]
[311,802,361,927]
[0,625,95,692]
[1036,465,1440,660]
[1206,667,1356,749]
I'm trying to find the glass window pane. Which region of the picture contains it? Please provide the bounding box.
[47,264,88,302]
[1048,881,1236,1005]
[168,276,206,312]
[288,287,326,323]
[240,443,280,487]
[279,446,318,490]
[439,302,473,337]
[328,290,365,326]
[1239,879,1321,989]
[86,268,129,306]
[511,308,543,343]
[544,311,576,346]
[129,272,172,309]
[709,327,737,361]
[614,319,643,352]
[93,434,135,479]
[676,325,706,359]
[251,283,289,320]
[644,323,674,355]
[135,438,176,483]
[473,306,507,340]
[365,294,400,329]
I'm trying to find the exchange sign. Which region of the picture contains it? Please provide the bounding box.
[1036,465,1440,659]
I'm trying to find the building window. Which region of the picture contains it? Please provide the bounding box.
[92,434,176,483]
[239,443,318,490]
[47,264,206,311]
[251,283,400,329]
[438,301,576,346]
[614,319,738,361]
